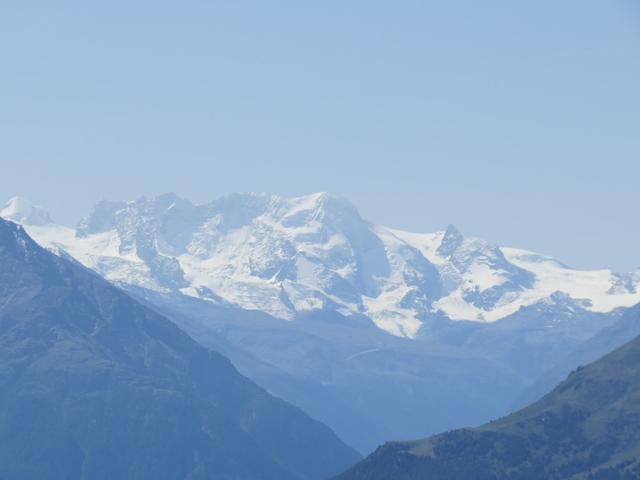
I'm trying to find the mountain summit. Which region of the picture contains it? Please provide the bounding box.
[0,196,53,226]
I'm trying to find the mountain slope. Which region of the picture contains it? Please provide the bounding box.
[0,218,359,480]
[336,304,640,480]
[7,193,639,338]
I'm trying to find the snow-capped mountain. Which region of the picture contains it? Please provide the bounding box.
[3,193,639,338]
[0,196,53,226]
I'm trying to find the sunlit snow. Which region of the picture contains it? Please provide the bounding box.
[3,193,639,338]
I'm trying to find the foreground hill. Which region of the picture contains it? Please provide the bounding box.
[337,304,640,480]
[0,219,359,480]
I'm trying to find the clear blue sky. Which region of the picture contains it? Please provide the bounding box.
[1,1,639,271]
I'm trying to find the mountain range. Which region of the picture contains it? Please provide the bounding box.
[4,193,638,336]
[2,193,639,453]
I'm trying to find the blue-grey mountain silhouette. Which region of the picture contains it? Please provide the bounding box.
[0,218,359,480]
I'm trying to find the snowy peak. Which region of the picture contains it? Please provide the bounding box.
[392,227,534,320]
[76,194,211,289]
[0,197,53,226]
[204,191,363,233]
[281,192,363,225]
[76,199,128,236]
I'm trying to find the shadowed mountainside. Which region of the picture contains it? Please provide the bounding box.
[0,219,359,480]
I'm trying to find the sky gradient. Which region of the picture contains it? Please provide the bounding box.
[1,1,639,271]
